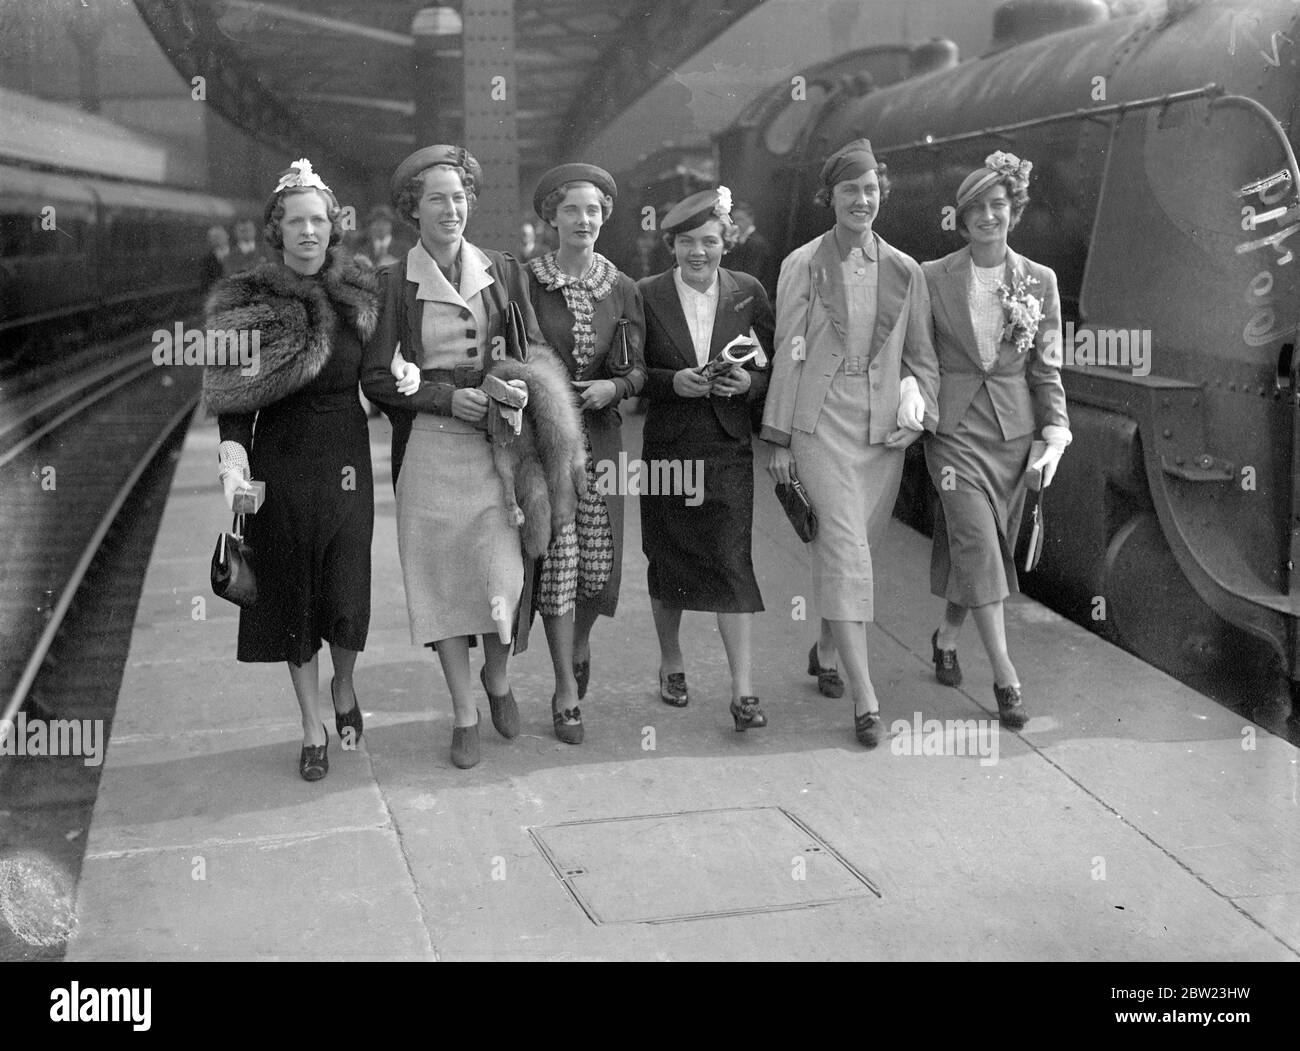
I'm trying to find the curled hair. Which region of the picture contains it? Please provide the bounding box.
[814,162,891,208]
[539,181,614,224]
[662,215,739,253]
[394,164,478,227]
[262,186,343,250]
[954,173,1029,239]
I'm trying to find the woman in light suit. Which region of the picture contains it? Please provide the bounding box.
[762,139,940,748]
[922,152,1070,729]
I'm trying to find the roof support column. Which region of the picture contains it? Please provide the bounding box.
[462,0,518,253]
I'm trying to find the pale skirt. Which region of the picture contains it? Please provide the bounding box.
[791,368,904,622]
[395,414,523,645]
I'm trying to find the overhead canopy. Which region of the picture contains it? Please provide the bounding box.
[132,0,767,184]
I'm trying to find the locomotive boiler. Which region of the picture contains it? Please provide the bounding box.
[718,0,1300,720]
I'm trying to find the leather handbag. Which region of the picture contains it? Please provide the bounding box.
[607,317,634,377]
[1021,491,1045,574]
[775,475,818,543]
[211,515,258,607]
[502,300,529,363]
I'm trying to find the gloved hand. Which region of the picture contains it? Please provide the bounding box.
[1031,425,1072,488]
[897,375,925,430]
[218,440,253,511]
[391,345,420,396]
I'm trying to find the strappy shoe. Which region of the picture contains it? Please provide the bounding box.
[807,643,845,698]
[479,666,520,740]
[659,671,689,707]
[551,695,584,745]
[994,683,1028,730]
[931,629,962,687]
[332,677,364,746]
[729,696,768,732]
[450,713,481,769]
[573,659,591,701]
[299,725,329,781]
[854,709,883,749]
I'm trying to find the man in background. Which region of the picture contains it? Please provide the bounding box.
[726,200,776,301]
[226,217,265,274]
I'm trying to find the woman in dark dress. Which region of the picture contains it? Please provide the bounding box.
[526,164,647,739]
[923,152,1070,729]
[204,159,378,782]
[638,186,773,729]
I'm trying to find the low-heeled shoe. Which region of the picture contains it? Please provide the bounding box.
[551,695,584,745]
[332,677,364,744]
[299,724,329,781]
[659,672,689,707]
[854,710,883,749]
[807,643,845,699]
[730,696,768,732]
[931,629,962,687]
[573,659,590,701]
[450,713,481,769]
[994,683,1028,730]
[479,666,520,739]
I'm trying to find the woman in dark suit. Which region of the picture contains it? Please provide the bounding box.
[922,152,1070,729]
[204,159,378,782]
[526,164,647,739]
[638,187,774,730]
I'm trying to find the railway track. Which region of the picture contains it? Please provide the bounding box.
[0,336,201,959]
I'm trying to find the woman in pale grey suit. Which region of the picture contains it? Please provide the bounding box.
[923,152,1070,729]
[762,139,939,748]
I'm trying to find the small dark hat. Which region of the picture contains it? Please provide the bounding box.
[532,163,617,218]
[390,145,483,203]
[661,187,731,238]
[819,138,879,189]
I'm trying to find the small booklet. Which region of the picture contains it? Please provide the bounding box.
[698,334,764,381]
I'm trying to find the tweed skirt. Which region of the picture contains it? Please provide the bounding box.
[791,369,904,622]
[395,416,523,645]
[925,385,1034,607]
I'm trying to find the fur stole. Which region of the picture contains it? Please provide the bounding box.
[488,344,588,557]
[202,249,379,415]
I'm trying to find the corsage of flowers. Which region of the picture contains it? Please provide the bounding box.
[274,157,331,194]
[713,185,733,220]
[984,150,1032,186]
[997,274,1042,354]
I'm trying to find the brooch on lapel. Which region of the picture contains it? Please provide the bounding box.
[734,296,753,312]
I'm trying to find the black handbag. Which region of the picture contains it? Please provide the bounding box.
[502,299,529,363]
[211,514,258,607]
[1021,491,1045,574]
[607,317,634,377]
[775,475,818,543]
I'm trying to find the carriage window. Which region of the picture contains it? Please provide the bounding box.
[763,85,828,156]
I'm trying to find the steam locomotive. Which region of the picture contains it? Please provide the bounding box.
[707,0,1300,717]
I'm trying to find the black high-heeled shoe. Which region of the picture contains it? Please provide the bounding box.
[931,630,962,687]
[479,666,519,739]
[299,724,329,781]
[659,671,688,707]
[332,677,364,745]
[807,643,844,698]
[551,695,584,745]
[854,710,883,749]
[994,683,1028,730]
[730,696,767,732]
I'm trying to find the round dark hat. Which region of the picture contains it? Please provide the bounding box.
[532,163,617,218]
[390,145,483,203]
[819,138,879,189]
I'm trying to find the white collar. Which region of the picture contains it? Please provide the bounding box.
[673,267,718,299]
[406,240,494,305]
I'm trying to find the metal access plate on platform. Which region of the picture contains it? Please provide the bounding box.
[529,806,880,925]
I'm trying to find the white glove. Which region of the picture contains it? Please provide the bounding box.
[391,345,421,396]
[1032,425,1072,488]
[897,375,925,430]
[218,440,253,511]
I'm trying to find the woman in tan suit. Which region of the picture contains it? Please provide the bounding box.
[762,139,939,747]
[922,152,1070,729]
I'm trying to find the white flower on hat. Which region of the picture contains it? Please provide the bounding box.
[274,158,331,194]
[713,185,733,220]
[984,151,1032,185]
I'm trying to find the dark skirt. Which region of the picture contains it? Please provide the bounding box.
[239,397,373,664]
[641,415,763,613]
[924,385,1033,607]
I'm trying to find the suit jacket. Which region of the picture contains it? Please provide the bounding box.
[760,230,939,447]
[922,245,1068,439]
[637,267,774,448]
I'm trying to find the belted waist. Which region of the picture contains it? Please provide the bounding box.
[273,389,362,413]
[421,365,483,388]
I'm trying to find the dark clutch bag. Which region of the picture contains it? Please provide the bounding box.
[606,318,634,377]
[503,300,529,363]
[775,476,818,543]
[211,515,258,607]
[1020,492,1045,574]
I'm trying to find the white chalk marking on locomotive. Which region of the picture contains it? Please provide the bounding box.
[151,321,260,375]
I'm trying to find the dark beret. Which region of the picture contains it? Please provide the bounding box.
[390,145,484,203]
[532,163,617,217]
[661,188,728,238]
[819,138,879,189]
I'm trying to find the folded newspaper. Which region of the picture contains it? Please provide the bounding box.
[697,334,765,381]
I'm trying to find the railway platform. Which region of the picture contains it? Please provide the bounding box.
[63,411,1300,962]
